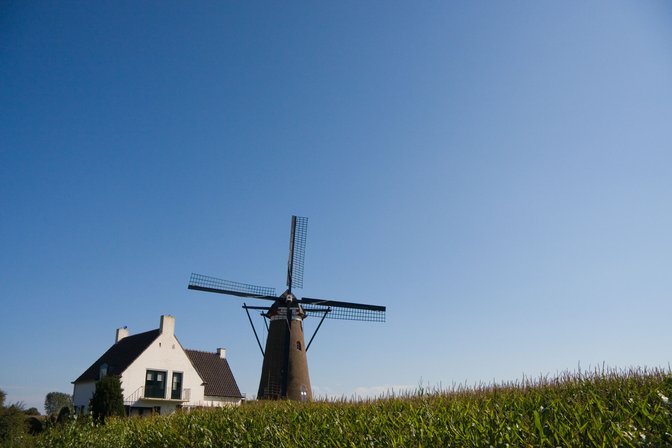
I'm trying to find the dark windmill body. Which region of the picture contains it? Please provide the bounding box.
[188,216,386,401]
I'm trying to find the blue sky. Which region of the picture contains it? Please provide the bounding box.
[2,1,671,411]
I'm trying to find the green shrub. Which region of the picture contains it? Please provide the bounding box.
[0,404,35,448]
[26,416,45,436]
[89,376,125,424]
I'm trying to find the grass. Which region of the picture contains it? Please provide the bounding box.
[37,368,672,447]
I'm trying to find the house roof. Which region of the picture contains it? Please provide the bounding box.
[185,350,243,399]
[73,329,160,383]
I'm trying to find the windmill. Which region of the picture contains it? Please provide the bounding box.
[188,216,386,401]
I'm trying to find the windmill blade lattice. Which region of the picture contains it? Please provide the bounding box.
[301,298,386,322]
[188,273,276,299]
[288,216,308,289]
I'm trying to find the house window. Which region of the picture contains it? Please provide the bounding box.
[145,370,166,398]
[171,372,183,400]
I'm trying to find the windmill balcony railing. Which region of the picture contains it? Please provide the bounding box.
[124,386,191,404]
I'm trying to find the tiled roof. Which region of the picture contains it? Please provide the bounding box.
[185,350,243,399]
[73,329,160,383]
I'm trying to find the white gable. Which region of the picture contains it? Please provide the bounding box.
[120,324,205,413]
[73,315,242,415]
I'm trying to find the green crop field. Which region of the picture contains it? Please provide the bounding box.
[36,368,672,447]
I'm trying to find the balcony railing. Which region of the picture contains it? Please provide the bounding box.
[124,386,191,404]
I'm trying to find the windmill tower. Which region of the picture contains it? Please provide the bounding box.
[188,216,386,401]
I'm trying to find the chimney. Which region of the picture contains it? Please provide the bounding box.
[160,315,175,336]
[217,348,226,359]
[115,326,128,343]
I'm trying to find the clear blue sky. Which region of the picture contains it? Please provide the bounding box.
[2,1,671,411]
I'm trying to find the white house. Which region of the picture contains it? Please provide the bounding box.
[72,315,243,415]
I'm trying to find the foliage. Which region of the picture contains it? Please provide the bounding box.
[89,376,125,424]
[0,391,35,448]
[26,416,46,436]
[57,406,72,424]
[37,368,672,448]
[0,406,28,447]
[44,392,72,417]
[25,407,41,416]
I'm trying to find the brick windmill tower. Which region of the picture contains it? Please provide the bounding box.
[188,216,386,400]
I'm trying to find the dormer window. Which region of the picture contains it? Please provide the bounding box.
[99,363,108,378]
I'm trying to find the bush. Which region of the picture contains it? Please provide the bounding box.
[57,406,72,424]
[26,416,45,435]
[0,405,31,447]
[24,407,41,416]
[89,376,125,424]
[0,389,40,446]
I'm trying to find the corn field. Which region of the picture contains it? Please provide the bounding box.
[38,368,672,447]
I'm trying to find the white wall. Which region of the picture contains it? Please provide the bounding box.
[72,381,96,409]
[121,330,205,413]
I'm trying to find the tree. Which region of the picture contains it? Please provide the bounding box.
[89,376,125,423]
[44,391,72,416]
[0,390,28,447]
[23,407,40,416]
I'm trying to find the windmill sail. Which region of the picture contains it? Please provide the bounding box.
[188,273,276,300]
[287,216,308,290]
[300,297,386,322]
